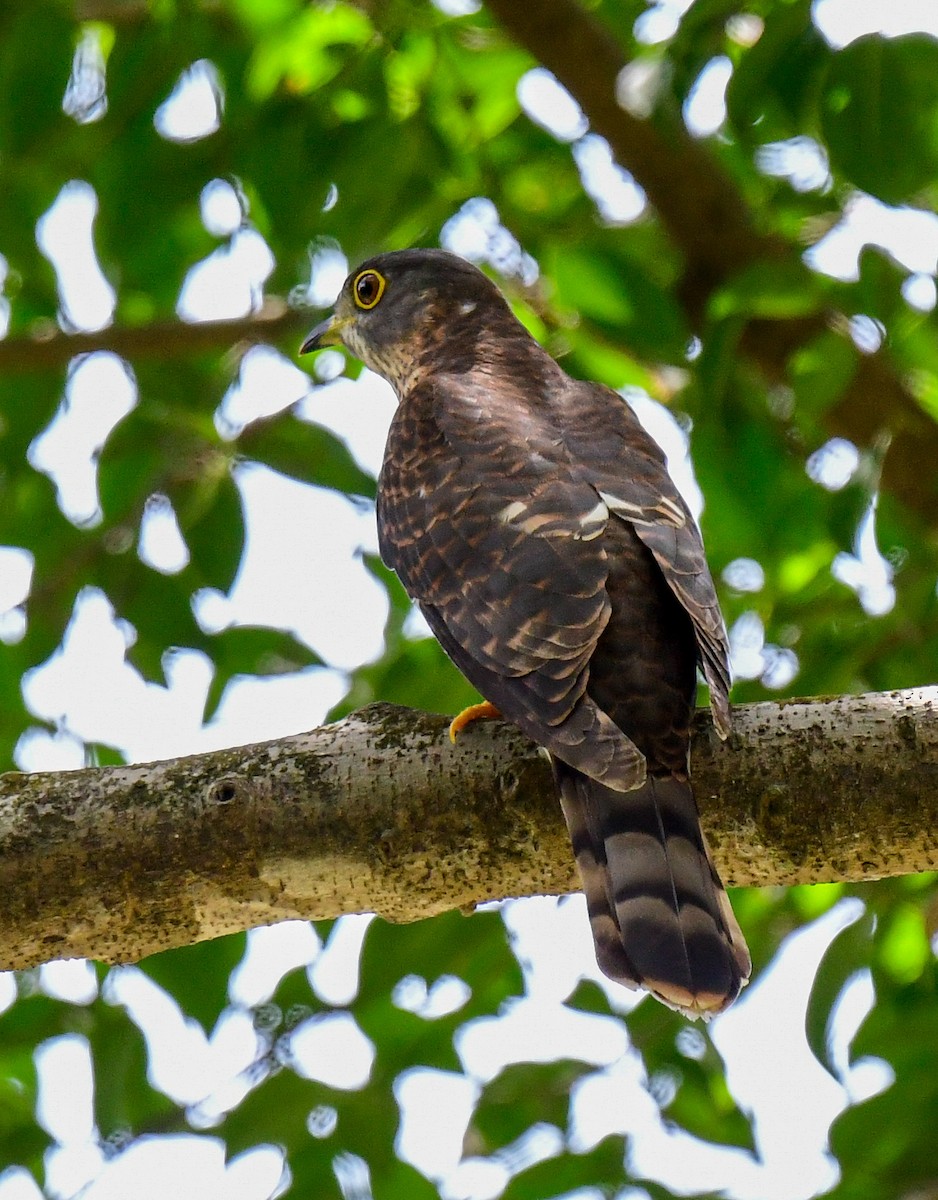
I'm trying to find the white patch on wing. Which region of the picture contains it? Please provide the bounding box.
[497,500,528,524]
[574,497,608,541]
[599,489,685,528]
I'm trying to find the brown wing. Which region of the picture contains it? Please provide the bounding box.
[562,381,732,737]
[378,372,646,791]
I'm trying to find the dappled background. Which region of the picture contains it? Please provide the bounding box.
[1,0,938,1197]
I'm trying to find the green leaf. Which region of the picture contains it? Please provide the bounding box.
[470,1060,592,1154]
[805,906,874,1077]
[169,470,245,593]
[138,933,247,1034]
[821,35,938,204]
[500,1134,628,1200]
[237,414,377,498]
[710,260,825,322]
[203,626,323,720]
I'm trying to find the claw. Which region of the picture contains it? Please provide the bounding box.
[448,701,501,743]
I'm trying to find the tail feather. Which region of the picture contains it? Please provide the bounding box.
[554,762,750,1018]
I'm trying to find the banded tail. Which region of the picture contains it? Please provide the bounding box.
[554,761,750,1018]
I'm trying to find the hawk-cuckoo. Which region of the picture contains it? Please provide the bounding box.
[301,248,750,1017]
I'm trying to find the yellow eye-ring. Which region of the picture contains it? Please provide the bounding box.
[352,269,386,310]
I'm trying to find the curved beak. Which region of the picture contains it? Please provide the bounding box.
[299,312,351,355]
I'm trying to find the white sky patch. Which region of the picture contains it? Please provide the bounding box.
[806,193,938,280]
[573,135,646,224]
[683,55,733,138]
[154,60,222,142]
[289,1011,375,1089]
[832,499,896,616]
[28,352,136,526]
[517,68,588,142]
[302,243,349,309]
[0,548,33,614]
[299,368,397,479]
[633,0,695,44]
[807,438,860,491]
[395,1069,479,1182]
[901,271,937,311]
[228,921,322,1008]
[309,914,374,1008]
[813,0,938,47]
[138,495,190,574]
[227,465,386,669]
[723,557,766,593]
[757,137,831,193]
[217,344,311,436]
[177,228,275,321]
[39,959,98,1005]
[200,178,244,237]
[36,181,115,332]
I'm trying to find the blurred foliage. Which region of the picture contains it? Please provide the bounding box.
[1,0,937,1197]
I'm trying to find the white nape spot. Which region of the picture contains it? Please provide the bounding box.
[517,68,588,143]
[902,272,937,312]
[722,557,765,593]
[155,60,223,142]
[683,56,732,138]
[757,137,831,193]
[806,438,860,491]
[497,500,528,524]
[459,300,478,315]
[200,179,244,237]
[573,135,646,225]
[36,181,116,333]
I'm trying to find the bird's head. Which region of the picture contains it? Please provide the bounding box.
[299,248,513,392]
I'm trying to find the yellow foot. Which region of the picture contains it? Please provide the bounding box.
[449,701,501,744]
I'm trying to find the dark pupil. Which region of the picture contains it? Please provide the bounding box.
[357,274,378,304]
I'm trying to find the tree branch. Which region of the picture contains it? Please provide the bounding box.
[0,303,307,372]
[1,688,936,971]
[484,0,938,523]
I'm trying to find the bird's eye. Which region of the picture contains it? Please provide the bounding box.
[353,270,386,310]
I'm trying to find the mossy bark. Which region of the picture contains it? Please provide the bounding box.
[1,689,937,970]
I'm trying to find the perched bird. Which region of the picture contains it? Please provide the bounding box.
[301,249,750,1017]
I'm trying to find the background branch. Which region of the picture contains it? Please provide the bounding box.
[485,0,938,522]
[0,303,307,372]
[2,687,936,972]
